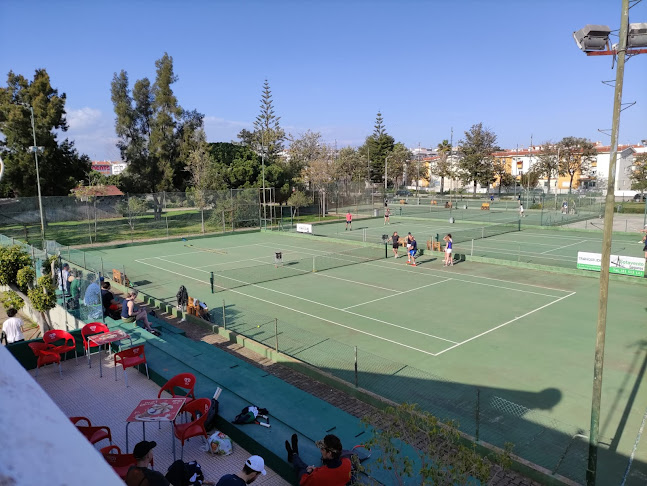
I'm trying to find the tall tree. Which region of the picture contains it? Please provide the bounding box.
[629,153,647,194]
[557,136,596,193]
[458,123,499,196]
[386,143,411,189]
[533,142,560,194]
[432,139,453,194]
[359,112,395,183]
[491,158,510,197]
[111,53,203,218]
[0,69,90,197]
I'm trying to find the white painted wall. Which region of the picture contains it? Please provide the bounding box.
[0,346,123,485]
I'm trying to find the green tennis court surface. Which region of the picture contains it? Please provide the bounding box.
[85,230,647,484]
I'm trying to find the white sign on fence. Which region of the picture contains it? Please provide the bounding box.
[296,223,313,234]
[577,251,645,277]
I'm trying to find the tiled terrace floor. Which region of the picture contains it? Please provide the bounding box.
[34,351,291,486]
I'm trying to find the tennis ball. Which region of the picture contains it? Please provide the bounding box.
[257,325,260,328]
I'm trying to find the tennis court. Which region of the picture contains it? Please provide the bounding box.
[83,230,647,484]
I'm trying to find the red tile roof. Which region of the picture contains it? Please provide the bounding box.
[71,185,124,197]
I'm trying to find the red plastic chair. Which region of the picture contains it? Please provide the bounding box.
[70,416,112,446]
[173,397,210,460]
[114,345,149,387]
[100,445,137,479]
[81,322,109,365]
[43,329,78,364]
[158,372,197,427]
[28,342,62,379]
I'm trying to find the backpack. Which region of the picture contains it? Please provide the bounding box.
[232,406,270,427]
[176,285,188,308]
[165,460,205,486]
[204,397,220,431]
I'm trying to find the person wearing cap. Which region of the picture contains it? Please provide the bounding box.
[216,455,266,485]
[284,433,351,486]
[125,441,170,486]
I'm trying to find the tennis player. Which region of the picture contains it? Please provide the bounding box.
[407,235,418,266]
[345,211,352,231]
[384,207,391,225]
[405,232,413,263]
[443,234,453,266]
[519,203,525,218]
[389,231,400,258]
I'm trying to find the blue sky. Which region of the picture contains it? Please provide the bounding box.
[1,0,645,160]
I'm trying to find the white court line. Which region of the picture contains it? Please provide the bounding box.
[135,259,439,356]
[539,240,586,255]
[257,241,569,296]
[342,279,451,310]
[434,292,577,356]
[147,257,458,344]
[138,241,262,260]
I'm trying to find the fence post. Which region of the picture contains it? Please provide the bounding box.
[166,216,169,237]
[471,239,474,257]
[274,318,279,353]
[101,257,105,277]
[222,210,225,233]
[222,300,226,329]
[83,252,87,270]
[67,246,71,261]
[354,346,358,388]
[475,388,481,441]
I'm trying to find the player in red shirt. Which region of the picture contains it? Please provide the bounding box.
[285,434,351,486]
[345,211,352,231]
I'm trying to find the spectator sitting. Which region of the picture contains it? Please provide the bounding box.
[83,274,103,319]
[285,434,351,486]
[2,309,25,344]
[101,281,122,319]
[216,455,266,485]
[121,289,158,334]
[125,441,170,486]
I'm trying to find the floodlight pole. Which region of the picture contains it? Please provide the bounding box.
[27,105,46,242]
[586,0,629,484]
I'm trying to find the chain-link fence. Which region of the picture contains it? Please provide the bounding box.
[204,300,593,484]
[0,189,263,247]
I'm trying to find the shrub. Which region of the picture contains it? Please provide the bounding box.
[0,290,25,312]
[28,275,57,313]
[0,245,32,286]
[16,266,36,292]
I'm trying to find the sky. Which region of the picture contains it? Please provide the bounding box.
[1,0,646,161]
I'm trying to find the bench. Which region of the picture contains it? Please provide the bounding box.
[112,269,130,287]
[481,203,490,210]
[426,240,443,252]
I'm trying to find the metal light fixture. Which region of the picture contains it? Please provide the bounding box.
[627,22,647,48]
[573,24,611,51]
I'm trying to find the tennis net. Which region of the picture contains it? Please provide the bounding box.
[213,243,387,292]
[443,220,521,245]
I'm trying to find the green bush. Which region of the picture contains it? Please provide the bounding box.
[616,203,645,214]
[0,245,32,286]
[0,290,25,312]
[530,203,542,210]
[16,266,36,292]
[27,275,57,313]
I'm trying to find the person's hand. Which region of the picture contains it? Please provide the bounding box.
[306,466,315,474]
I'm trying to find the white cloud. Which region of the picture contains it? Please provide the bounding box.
[64,107,119,160]
[67,107,102,130]
[203,115,251,143]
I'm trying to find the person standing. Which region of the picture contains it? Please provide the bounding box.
[519,203,525,218]
[641,225,647,259]
[345,211,352,231]
[389,231,400,258]
[405,232,413,264]
[443,234,453,266]
[216,455,266,485]
[384,207,391,225]
[408,235,418,266]
[2,309,24,344]
[83,274,103,319]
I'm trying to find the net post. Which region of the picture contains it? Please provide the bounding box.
[312,256,316,273]
[354,346,358,388]
[471,239,474,256]
[475,388,481,442]
[518,244,521,262]
[274,318,279,353]
[384,242,387,259]
[518,219,521,232]
[222,300,226,329]
[210,271,214,293]
[481,227,484,239]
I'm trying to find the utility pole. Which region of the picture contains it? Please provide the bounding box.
[449,128,453,203]
[587,0,628,483]
[528,135,533,209]
[416,142,421,195]
[26,104,46,243]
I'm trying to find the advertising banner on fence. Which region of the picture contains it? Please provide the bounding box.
[296,223,313,234]
[577,251,645,277]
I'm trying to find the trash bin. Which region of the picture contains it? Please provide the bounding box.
[449,217,455,224]
[463,204,468,210]
[373,209,380,217]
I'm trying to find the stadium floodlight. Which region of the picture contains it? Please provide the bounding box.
[627,22,647,48]
[573,24,611,51]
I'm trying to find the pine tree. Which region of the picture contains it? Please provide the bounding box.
[360,111,395,183]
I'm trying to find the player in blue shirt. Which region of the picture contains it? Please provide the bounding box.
[407,235,418,266]
[443,234,453,266]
